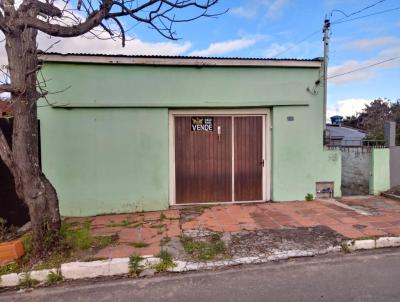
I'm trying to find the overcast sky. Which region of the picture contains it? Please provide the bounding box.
[2,0,400,119]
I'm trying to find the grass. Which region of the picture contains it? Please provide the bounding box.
[0,222,116,275]
[150,224,165,229]
[152,250,175,272]
[46,270,63,285]
[129,253,144,276]
[0,262,20,276]
[17,273,40,289]
[130,241,150,248]
[180,234,226,261]
[106,219,135,228]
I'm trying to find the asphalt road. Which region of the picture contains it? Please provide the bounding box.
[2,249,400,302]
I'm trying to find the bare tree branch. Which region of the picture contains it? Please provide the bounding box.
[0,83,18,93]
[18,0,113,37]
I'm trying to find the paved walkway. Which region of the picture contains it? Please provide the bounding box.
[66,195,400,259]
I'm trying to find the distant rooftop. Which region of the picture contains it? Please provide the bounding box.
[38,52,323,68]
[327,124,367,140]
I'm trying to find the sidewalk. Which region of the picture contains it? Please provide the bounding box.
[71,195,400,259]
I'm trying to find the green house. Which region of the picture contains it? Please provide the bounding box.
[38,53,341,216]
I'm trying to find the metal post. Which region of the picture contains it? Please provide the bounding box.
[323,19,330,133]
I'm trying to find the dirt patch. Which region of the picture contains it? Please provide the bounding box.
[179,206,211,223]
[228,226,345,258]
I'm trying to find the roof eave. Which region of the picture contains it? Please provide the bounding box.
[38,53,322,68]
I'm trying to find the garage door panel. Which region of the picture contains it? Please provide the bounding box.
[175,116,232,203]
[234,116,263,201]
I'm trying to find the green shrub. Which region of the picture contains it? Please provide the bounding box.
[305,193,314,201]
[129,253,144,276]
[46,270,63,284]
[152,250,175,272]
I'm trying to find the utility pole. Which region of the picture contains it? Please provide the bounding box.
[322,18,330,140]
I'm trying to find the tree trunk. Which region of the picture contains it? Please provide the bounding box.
[2,19,61,260]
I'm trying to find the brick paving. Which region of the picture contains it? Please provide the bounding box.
[65,195,400,259]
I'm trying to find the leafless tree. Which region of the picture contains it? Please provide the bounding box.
[0,0,222,260]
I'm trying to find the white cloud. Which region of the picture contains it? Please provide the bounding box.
[327,98,371,120]
[343,36,400,51]
[328,46,400,85]
[231,0,288,20]
[266,0,288,18]
[263,40,321,58]
[0,30,192,66]
[37,32,192,56]
[231,7,257,19]
[189,38,259,56]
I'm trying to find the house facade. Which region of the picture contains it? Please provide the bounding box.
[38,53,341,216]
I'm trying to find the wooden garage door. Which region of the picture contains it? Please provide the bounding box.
[234,116,263,201]
[174,115,264,204]
[175,116,232,203]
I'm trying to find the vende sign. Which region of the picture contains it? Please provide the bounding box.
[191,116,214,131]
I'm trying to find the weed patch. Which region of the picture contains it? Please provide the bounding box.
[152,250,175,272]
[130,242,150,248]
[0,262,20,276]
[46,270,63,285]
[129,254,144,276]
[180,234,226,261]
[107,219,135,228]
[18,273,40,289]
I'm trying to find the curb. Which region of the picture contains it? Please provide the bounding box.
[1,236,400,288]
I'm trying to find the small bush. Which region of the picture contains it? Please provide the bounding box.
[129,253,144,276]
[152,250,175,272]
[46,270,63,285]
[305,193,314,201]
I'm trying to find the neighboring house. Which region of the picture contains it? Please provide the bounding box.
[37,53,341,216]
[326,124,367,147]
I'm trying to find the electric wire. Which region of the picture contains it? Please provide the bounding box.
[328,56,400,79]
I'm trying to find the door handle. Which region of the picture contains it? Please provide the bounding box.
[260,159,264,167]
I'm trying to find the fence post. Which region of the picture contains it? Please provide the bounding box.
[384,121,396,148]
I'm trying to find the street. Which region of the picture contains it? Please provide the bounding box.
[1,249,400,302]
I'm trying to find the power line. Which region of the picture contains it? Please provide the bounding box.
[331,0,387,22]
[272,29,320,58]
[331,6,400,25]
[272,1,399,58]
[328,56,400,79]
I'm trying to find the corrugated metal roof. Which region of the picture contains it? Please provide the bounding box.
[38,51,323,62]
[38,52,322,68]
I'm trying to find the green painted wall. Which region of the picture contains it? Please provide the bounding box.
[369,148,391,195]
[271,106,341,201]
[39,107,169,216]
[42,63,319,107]
[39,61,341,216]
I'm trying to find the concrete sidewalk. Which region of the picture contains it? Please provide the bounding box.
[68,195,400,259]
